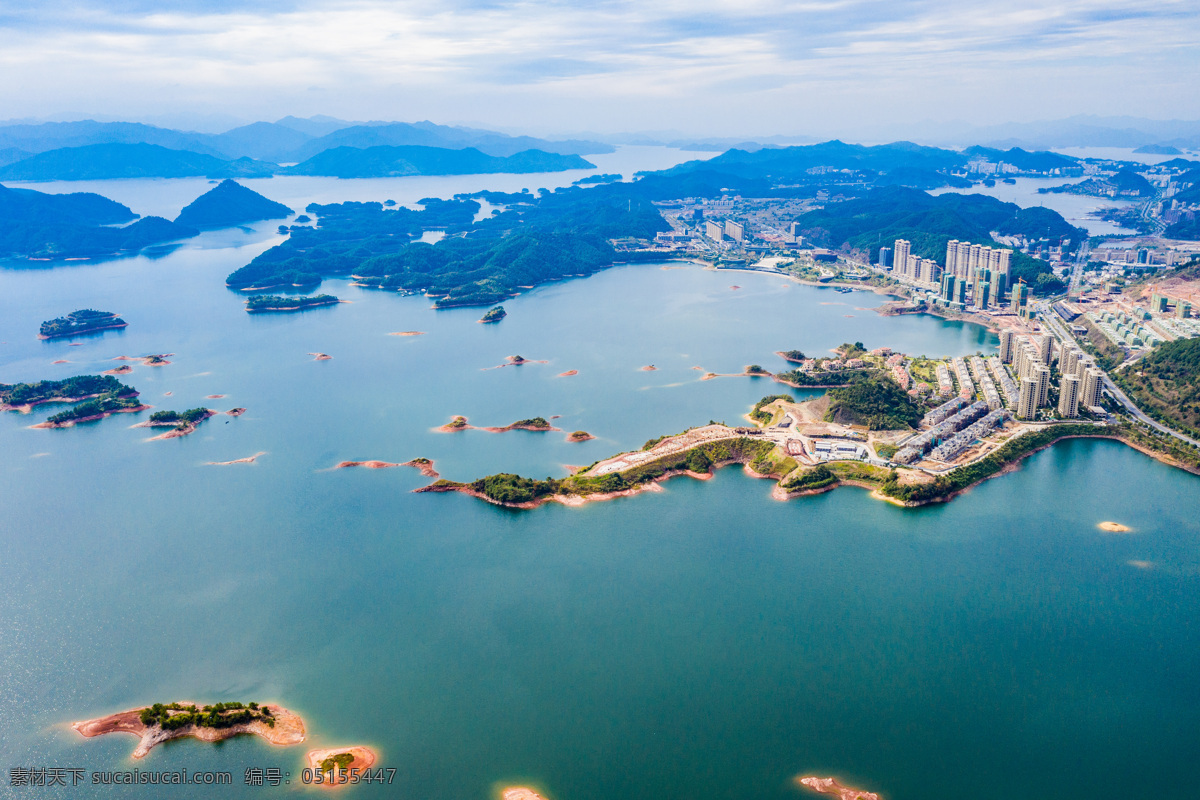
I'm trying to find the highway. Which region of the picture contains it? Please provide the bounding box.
[1040,308,1200,448]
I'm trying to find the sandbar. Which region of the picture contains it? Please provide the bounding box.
[207,452,267,465]
[103,365,133,375]
[308,352,333,361]
[72,703,305,760]
[486,355,548,369]
[501,789,551,800]
[227,408,246,416]
[206,394,226,399]
[389,331,426,336]
[1098,521,1132,533]
[1127,560,1154,569]
[795,776,882,800]
[557,370,578,377]
[730,285,741,290]
[51,359,69,364]
[641,365,657,371]
[305,747,378,788]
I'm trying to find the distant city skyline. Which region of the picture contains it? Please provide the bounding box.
[1,0,1198,139]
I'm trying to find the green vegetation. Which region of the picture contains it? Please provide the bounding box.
[149,408,211,429]
[138,702,275,731]
[838,341,867,358]
[750,394,793,424]
[745,364,771,375]
[446,416,468,429]
[225,187,668,305]
[511,417,551,429]
[1,374,133,407]
[175,179,292,228]
[875,443,899,459]
[471,473,563,504]
[782,464,837,492]
[39,309,126,338]
[779,349,806,362]
[825,376,922,430]
[480,305,507,322]
[1078,317,1125,371]
[775,367,874,387]
[1114,337,1200,438]
[320,753,356,774]
[0,182,198,260]
[791,186,1074,293]
[245,293,339,311]
[45,393,142,424]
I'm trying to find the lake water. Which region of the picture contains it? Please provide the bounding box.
[1,151,1198,800]
[929,177,1139,237]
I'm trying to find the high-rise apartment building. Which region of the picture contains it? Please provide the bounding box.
[1081,367,1105,409]
[1033,363,1051,407]
[999,330,1014,363]
[705,220,724,240]
[1058,373,1080,418]
[724,219,745,242]
[878,246,892,268]
[893,239,911,274]
[1037,334,1053,364]
[1017,377,1038,420]
[946,240,1011,285]
[1010,282,1028,316]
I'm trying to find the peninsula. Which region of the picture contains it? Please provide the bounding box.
[1,374,135,412]
[38,309,127,339]
[73,702,304,759]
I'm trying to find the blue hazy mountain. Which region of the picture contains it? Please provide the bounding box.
[286,120,614,160]
[284,145,594,178]
[175,180,293,228]
[0,183,197,259]
[0,143,277,180]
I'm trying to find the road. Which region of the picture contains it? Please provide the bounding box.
[1067,240,1090,297]
[1041,310,1200,448]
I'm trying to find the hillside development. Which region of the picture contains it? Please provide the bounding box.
[1115,337,1200,438]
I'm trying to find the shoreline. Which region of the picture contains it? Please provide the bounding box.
[417,425,1197,512]
[38,321,128,340]
[30,403,149,429]
[72,704,305,759]
[305,747,378,788]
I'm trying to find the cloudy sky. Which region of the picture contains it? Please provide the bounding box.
[1,0,1197,135]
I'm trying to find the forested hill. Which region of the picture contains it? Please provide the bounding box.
[1115,337,1200,438]
[225,188,668,306]
[792,186,1082,293]
[0,183,198,260]
[283,146,594,178]
[0,143,277,181]
[175,180,293,228]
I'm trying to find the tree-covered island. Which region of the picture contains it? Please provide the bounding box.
[1,374,137,411]
[38,309,127,339]
[245,293,339,312]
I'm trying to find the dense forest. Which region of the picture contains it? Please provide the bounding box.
[39,309,127,338]
[45,393,143,424]
[245,293,339,311]
[284,145,593,178]
[226,189,668,306]
[0,143,276,181]
[175,179,292,228]
[791,186,1076,294]
[1,374,133,406]
[824,375,923,430]
[1114,337,1200,437]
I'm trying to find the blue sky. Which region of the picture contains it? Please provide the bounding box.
[1,0,1197,135]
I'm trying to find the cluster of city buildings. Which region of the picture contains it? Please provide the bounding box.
[1000,330,1105,420]
[882,238,1030,315]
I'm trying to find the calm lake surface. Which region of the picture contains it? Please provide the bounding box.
[1,150,1198,799]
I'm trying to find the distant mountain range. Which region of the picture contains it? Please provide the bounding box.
[285,146,594,178]
[0,143,276,181]
[0,116,615,164]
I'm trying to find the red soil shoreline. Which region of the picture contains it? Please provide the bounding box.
[334,458,440,478]
[72,704,305,759]
[207,451,266,465]
[795,776,882,800]
[30,404,150,429]
[305,747,378,789]
[38,321,128,340]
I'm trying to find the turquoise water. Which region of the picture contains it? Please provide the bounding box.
[1,162,1198,800]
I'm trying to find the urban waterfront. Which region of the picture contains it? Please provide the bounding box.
[2,174,1198,798]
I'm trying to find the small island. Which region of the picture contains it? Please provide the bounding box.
[35,394,147,428]
[1098,521,1133,533]
[479,305,507,324]
[1,374,136,413]
[136,407,215,439]
[501,789,552,800]
[304,747,378,786]
[246,294,339,313]
[73,701,304,759]
[39,309,127,339]
[795,776,882,800]
[567,430,595,442]
[485,416,559,432]
[334,458,439,478]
